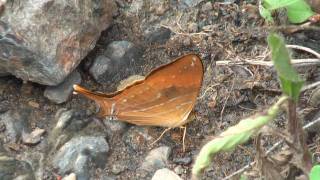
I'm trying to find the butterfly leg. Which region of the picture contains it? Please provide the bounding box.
[181,126,187,152]
[149,127,171,147]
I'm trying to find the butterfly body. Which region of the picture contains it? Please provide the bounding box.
[73,54,203,128]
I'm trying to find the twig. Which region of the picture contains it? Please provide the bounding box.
[220,80,235,121]
[198,84,219,99]
[160,24,209,36]
[301,81,320,92]
[286,44,320,59]
[222,116,320,180]
[216,58,320,67]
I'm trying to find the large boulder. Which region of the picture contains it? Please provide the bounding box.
[0,0,117,85]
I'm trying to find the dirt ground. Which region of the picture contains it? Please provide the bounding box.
[1,1,320,179]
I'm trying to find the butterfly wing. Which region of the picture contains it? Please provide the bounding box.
[73,85,115,117]
[112,54,203,127]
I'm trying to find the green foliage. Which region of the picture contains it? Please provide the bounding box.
[267,33,304,102]
[259,5,274,22]
[192,96,288,176]
[286,1,315,23]
[310,165,320,180]
[260,0,314,23]
[240,174,248,180]
[263,0,299,10]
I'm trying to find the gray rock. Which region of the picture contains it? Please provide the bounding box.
[172,157,192,165]
[54,109,74,130]
[52,136,109,179]
[49,109,95,151]
[151,168,182,180]
[145,27,171,44]
[0,110,30,143]
[21,127,45,145]
[0,0,117,85]
[89,56,112,82]
[141,146,171,171]
[0,150,35,180]
[173,165,184,175]
[49,108,73,149]
[73,153,90,180]
[90,41,143,86]
[44,70,81,104]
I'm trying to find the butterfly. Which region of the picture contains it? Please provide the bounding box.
[73,54,204,150]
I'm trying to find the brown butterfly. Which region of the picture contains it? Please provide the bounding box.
[73,54,204,150]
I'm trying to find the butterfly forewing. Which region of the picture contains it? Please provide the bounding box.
[111,54,203,127]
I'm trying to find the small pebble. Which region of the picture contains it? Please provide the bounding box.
[22,127,45,145]
[44,70,82,104]
[151,168,182,180]
[172,157,192,165]
[52,136,109,177]
[28,101,40,108]
[174,165,184,175]
[62,173,76,180]
[141,146,172,171]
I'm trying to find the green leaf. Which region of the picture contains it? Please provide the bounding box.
[286,1,315,23]
[240,174,248,180]
[259,4,274,22]
[263,0,299,10]
[310,165,320,180]
[279,76,304,103]
[267,33,304,102]
[192,96,288,177]
[261,0,314,23]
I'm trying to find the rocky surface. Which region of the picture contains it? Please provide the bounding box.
[0,109,30,143]
[21,127,46,145]
[0,146,35,180]
[122,126,154,152]
[152,168,182,180]
[141,146,171,171]
[52,136,109,179]
[44,70,82,104]
[0,0,319,179]
[89,41,143,86]
[0,0,117,85]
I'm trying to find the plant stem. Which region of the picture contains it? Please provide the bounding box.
[287,99,312,172]
[288,99,297,140]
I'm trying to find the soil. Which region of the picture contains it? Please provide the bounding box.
[1,0,320,180]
